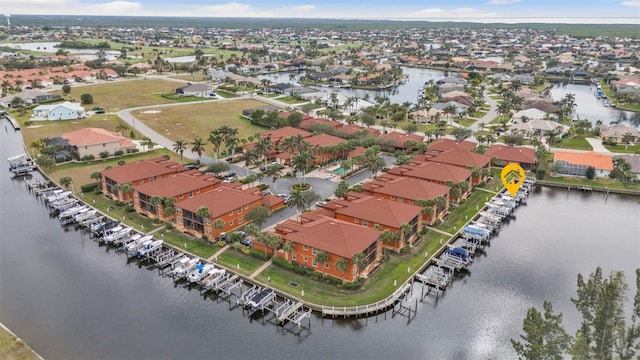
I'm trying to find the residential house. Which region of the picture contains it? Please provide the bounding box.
[31,101,86,121]
[271,215,382,283]
[599,125,640,144]
[54,127,136,159]
[0,89,61,108]
[615,155,640,177]
[173,186,264,239]
[387,160,473,193]
[426,138,477,153]
[510,119,569,137]
[175,83,213,98]
[485,145,537,170]
[132,171,220,220]
[100,157,188,202]
[334,124,380,139]
[554,151,613,177]
[362,175,451,224]
[306,133,348,164]
[299,117,343,133]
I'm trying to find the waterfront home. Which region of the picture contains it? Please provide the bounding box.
[271,215,383,283]
[615,155,640,177]
[425,149,491,184]
[553,151,613,178]
[175,83,213,98]
[31,101,86,121]
[509,119,569,137]
[599,125,640,144]
[334,124,380,138]
[100,157,188,202]
[321,193,424,251]
[0,89,61,108]
[132,171,220,220]
[426,138,477,154]
[510,108,549,123]
[50,127,136,160]
[484,145,536,170]
[377,132,424,152]
[387,161,473,195]
[362,175,451,224]
[173,186,264,239]
[299,117,343,133]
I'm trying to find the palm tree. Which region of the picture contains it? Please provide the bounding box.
[281,240,294,263]
[335,258,349,284]
[208,132,223,161]
[115,122,129,136]
[288,188,306,219]
[119,183,133,201]
[90,171,102,187]
[149,196,162,218]
[172,139,187,161]
[265,234,283,256]
[352,252,367,279]
[264,165,283,191]
[225,136,239,156]
[195,206,210,231]
[329,91,339,109]
[191,137,207,163]
[213,219,225,238]
[254,137,274,165]
[400,223,413,248]
[380,229,400,253]
[60,176,72,189]
[291,150,314,185]
[435,195,447,217]
[443,104,457,125]
[315,251,329,278]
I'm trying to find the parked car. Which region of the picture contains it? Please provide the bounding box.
[315,201,327,207]
[185,164,200,170]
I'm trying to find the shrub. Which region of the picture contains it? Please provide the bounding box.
[324,276,341,285]
[115,200,126,207]
[99,151,110,158]
[113,150,124,156]
[126,148,139,153]
[342,280,362,289]
[536,168,546,180]
[81,154,95,161]
[94,190,102,195]
[125,205,135,212]
[165,223,174,230]
[80,93,93,105]
[216,240,226,247]
[80,183,99,192]
[250,250,271,261]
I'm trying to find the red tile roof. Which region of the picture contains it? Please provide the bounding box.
[393,161,473,183]
[331,195,423,228]
[336,124,380,137]
[378,132,424,148]
[429,149,491,169]
[101,157,187,184]
[278,111,313,121]
[306,133,348,148]
[261,126,311,141]
[427,138,477,153]
[300,117,343,131]
[133,172,219,198]
[62,127,135,148]
[175,186,263,218]
[485,145,536,165]
[364,176,451,200]
[281,216,380,259]
[554,151,613,171]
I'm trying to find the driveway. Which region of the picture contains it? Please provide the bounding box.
[585,138,611,154]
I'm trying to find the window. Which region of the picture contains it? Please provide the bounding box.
[325,263,330,269]
[84,146,88,150]
[238,217,243,224]
[390,196,395,200]
[229,220,234,226]
[237,207,242,214]
[303,256,308,262]
[206,228,211,235]
[244,205,248,209]
[149,177,154,182]
[303,245,308,250]
[179,195,184,199]
[398,197,404,203]
[312,259,317,267]
[177,217,182,224]
[229,211,233,216]
[292,253,297,260]
[354,218,359,223]
[176,208,182,214]
[196,189,200,194]
[156,176,161,180]
[205,218,210,225]
[312,248,318,255]
[102,143,106,147]
[363,220,369,227]
[139,180,144,185]
[188,191,193,198]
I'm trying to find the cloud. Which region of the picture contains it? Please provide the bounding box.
[2,0,145,16]
[486,0,521,4]
[620,0,640,6]
[87,1,143,13]
[198,2,258,17]
[405,7,499,19]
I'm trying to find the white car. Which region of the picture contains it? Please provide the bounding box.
[325,173,336,180]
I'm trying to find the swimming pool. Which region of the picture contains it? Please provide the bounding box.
[334,167,346,175]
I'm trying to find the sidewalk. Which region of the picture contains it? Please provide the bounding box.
[249,259,272,279]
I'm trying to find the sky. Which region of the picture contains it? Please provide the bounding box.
[0,0,639,24]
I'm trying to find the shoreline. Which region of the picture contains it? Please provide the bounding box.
[0,322,43,360]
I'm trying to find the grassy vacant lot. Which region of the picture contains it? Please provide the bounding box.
[47,148,181,187]
[0,326,40,360]
[214,249,264,276]
[555,136,593,150]
[53,78,184,110]
[169,74,207,82]
[131,99,266,151]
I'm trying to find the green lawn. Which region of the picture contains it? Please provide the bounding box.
[489,116,505,125]
[436,189,494,234]
[543,174,640,191]
[455,118,477,127]
[0,327,40,360]
[555,136,593,150]
[604,144,640,154]
[276,96,306,104]
[214,90,240,98]
[161,230,219,259]
[490,95,502,100]
[81,191,162,233]
[213,249,264,276]
[159,93,217,103]
[471,111,487,118]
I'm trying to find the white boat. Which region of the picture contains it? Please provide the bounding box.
[171,257,200,278]
[124,234,152,252]
[43,189,66,202]
[187,263,214,284]
[74,209,97,223]
[99,225,123,242]
[136,240,163,257]
[45,190,72,203]
[201,268,226,288]
[50,197,77,211]
[248,288,275,309]
[104,227,132,244]
[120,233,142,247]
[59,205,88,220]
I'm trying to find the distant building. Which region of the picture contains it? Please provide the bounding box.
[31,101,86,121]
[175,83,213,98]
[599,125,640,144]
[554,151,613,177]
[53,127,136,159]
[485,145,537,170]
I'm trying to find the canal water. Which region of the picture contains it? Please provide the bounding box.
[1,123,639,359]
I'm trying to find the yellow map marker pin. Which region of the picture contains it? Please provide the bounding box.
[500,163,525,196]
